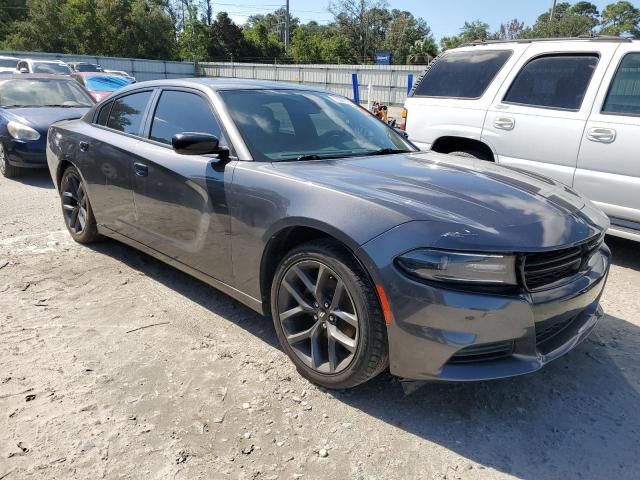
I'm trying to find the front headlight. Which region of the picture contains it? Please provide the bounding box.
[396,249,517,286]
[7,121,40,141]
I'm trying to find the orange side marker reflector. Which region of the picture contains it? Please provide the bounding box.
[376,285,394,326]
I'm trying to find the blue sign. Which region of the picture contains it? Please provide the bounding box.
[375,51,392,65]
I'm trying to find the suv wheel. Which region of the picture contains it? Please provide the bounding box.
[271,239,388,389]
[0,142,20,178]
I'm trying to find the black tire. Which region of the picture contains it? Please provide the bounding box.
[60,166,99,244]
[0,141,20,178]
[448,150,490,161]
[270,239,388,389]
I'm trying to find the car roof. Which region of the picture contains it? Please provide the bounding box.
[460,36,638,48]
[72,72,117,77]
[21,58,67,64]
[114,78,328,94]
[0,73,74,80]
[0,56,18,60]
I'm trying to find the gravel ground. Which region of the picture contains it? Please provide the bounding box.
[1,170,639,480]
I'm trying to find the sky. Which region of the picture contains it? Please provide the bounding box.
[215,0,632,41]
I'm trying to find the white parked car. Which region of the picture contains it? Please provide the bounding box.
[16,59,72,75]
[0,56,19,74]
[403,37,640,242]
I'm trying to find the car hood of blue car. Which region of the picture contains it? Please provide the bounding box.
[1,107,90,136]
[271,151,610,249]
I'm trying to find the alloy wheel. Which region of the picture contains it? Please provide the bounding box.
[62,172,88,234]
[277,260,359,374]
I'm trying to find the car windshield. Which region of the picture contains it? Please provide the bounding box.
[85,75,129,92]
[219,89,414,161]
[33,62,72,75]
[0,79,94,107]
[0,59,17,68]
[76,64,101,72]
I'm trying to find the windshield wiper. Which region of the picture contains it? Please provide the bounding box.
[279,152,354,162]
[363,148,412,156]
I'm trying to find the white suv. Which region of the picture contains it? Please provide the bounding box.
[404,37,640,242]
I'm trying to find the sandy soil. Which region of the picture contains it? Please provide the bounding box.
[1,170,639,480]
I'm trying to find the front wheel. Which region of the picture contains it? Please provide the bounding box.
[0,142,20,178]
[270,240,388,389]
[60,166,99,244]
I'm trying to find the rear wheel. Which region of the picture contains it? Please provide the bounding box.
[60,166,98,244]
[271,239,388,389]
[0,142,20,178]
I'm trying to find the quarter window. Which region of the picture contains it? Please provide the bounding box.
[412,50,512,99]
[106,91,152,135]
[96,102,112,126]
[504,54,599,111]
[149,90,223,145]
[602,53,640,116]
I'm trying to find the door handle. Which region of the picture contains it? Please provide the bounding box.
[586,127,616,144]
[79,141,90,152]
[134,162,148,177]
[493,117,515,131]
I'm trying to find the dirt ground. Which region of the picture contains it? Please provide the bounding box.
[1,170,639,480]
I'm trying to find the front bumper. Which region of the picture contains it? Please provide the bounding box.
[359,224,611,382]
[5,138,47,168]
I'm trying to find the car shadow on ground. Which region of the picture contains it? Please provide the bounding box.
[10,169,55,189]
[89,238,640,480]
[606,234,640,270]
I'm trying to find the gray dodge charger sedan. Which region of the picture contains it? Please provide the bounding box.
[46,79,611,389]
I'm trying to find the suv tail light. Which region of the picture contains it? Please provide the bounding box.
[399,108,408,130]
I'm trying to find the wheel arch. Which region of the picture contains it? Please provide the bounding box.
[259,219,371,314]
[431,136,496,161]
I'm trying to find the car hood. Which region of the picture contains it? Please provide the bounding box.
[271,152,609,250]
[2,107,90,135]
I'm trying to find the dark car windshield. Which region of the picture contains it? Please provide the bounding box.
[0,79,94,107]
[0,59,17,68]
[33,62,72,75]
[75,63,101,72]
[219,89,414,161]
[85,75,129,92]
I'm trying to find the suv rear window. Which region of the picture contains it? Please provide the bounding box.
[603,53,640,116]
[504,54,599,111]
[412,50,512,99]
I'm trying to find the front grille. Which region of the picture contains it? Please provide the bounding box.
[522,235,603,290]
[448,340,514,364]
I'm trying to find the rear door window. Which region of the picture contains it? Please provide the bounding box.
[602,52,640,116]
[504,54,599,111]
[106,91,152,135]
[149,90,223,145]
[412,50,512,99]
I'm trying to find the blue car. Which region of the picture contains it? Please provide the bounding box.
[0,74,94,178]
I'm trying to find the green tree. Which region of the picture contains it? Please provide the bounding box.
[177,4,208,61]
[440,20,491,51]
[0,0,28,45]
[382,10,436,64]
[243,23,285,60]
[524,1,599,38]
[600,1,640,37]
[407,39,437,64]
[329,0,389,62]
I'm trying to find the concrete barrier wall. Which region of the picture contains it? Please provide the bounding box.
[199,62,426,106]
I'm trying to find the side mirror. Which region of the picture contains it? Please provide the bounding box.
[394,127,409,139]
[172,132,225,156]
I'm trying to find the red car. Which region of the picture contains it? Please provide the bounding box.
[71,72,131,102]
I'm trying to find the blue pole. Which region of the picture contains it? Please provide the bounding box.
[407,73,414,95]
[352,73,360,105]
